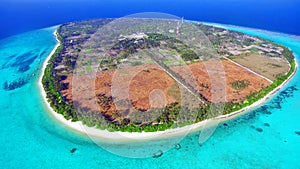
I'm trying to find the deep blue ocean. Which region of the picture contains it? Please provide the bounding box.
[1,0,300,39]
[1,1,300,168]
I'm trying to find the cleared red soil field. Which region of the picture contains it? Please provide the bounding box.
[174,60,271,103]
[60,59,271,119]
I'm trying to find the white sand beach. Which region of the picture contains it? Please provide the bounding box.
[38,29,298,143]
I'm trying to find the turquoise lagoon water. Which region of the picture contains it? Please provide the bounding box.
[0,25,300,169]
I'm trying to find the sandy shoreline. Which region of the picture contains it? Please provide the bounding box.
[38,28,298,143]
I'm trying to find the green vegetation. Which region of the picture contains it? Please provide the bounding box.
[282,47,295,63]
[131,60,143,66]
[78,102,217,133]
[180,49,198,61]
[145,60,154,64]
[250,47,259,52]
[85,48,94,54]
[42,31,77,121]
[230,80,250,91]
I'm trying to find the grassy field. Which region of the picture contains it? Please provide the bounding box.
[229,54,290,81]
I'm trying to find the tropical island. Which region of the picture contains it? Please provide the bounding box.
[40,18,296,137]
